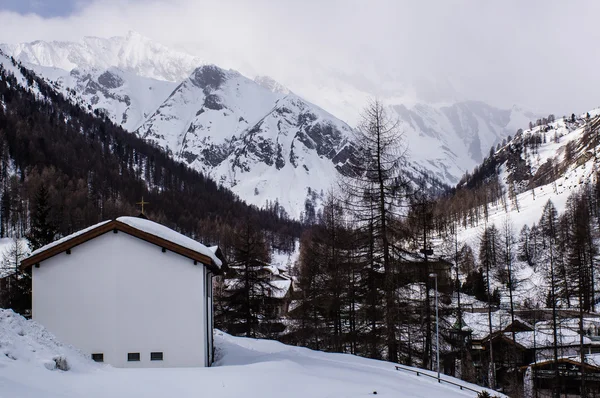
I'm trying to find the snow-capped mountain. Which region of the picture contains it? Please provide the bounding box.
[135,64,354,217]
[1,33,538,215]
[0,31,202,82]
[392,101,536,184]
[1,48,354,218]
[30,65,178,131]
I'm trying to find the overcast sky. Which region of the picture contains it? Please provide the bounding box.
[1,0,599,116]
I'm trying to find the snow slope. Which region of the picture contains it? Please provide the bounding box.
[395,102,536,184]
[458,110,600,249]
[0,310,500,398]
[448,110,600,307]
[0,309,93,372]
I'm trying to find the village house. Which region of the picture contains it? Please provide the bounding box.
[451,310,600,395]
[20,216,224,368]
[523,355,600,398]
[219,260,294,335]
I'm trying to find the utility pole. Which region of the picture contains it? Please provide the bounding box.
[430,272,440,382]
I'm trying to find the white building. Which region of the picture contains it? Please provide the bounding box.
[20,216,223,368]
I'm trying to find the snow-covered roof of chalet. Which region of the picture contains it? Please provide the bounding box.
[455,310,533,340]
[223,263,293,298]
[510,317,600,349]
[28,220,112,258]
[116,217,222,267]
[269,279,292,298]
[223,277,292,298]
[21,216,222,272]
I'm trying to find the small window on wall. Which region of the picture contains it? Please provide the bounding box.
[151,352,163,361]
[127,352,140,362]
[91,353,104,362]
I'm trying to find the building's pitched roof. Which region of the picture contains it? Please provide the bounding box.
[524,354,600,372]
[456,310,533,340]
[21,216,223,272]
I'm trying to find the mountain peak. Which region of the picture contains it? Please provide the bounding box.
[189,64,229,92]
[2,33,204,82]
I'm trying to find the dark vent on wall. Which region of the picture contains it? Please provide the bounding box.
[127,352,140,362]
[91,353,103,362]
[150,352,163,361]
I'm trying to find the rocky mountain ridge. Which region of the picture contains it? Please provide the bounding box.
[1,33,540,217]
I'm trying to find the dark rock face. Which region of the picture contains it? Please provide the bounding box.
[276,106,292,116]
[190,65,226,95]
[98,71,124,89]
[295,131,315,151]
[204,94,223,110]
[201,145,229,167]
[80,72,130,108]
[304,123,343,158]
[232,121,277,168]
[275,143,285,170]
[294,109,345,160]
[289,143,298,167]
[84,80,103,96]
[332,143,359,176]
[181,150,199,164]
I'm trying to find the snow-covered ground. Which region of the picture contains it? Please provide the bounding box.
[0,309,500,397]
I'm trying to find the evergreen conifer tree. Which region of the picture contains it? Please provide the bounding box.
[27,184,57,251]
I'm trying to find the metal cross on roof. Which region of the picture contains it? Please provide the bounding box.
[136,196,149,214]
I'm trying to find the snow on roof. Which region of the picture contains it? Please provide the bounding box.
[26,217,221,268]
[116,217,222,268]
[458,310,531,340]
[28,220,112,258]
[263,264,280,275]
[269,279,292,298]
[512,317,600,349]
[223,278,291,299]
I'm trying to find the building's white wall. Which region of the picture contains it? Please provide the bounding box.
[32,231,208,368]
[207,271,214,365]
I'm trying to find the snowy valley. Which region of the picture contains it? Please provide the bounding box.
[1,16,600,398]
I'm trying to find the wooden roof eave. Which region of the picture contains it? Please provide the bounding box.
[482,333,528,351]
[20,220,222,274]
[521,358,600,372]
